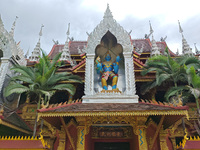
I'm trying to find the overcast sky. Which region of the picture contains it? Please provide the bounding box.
[0,0,200,55]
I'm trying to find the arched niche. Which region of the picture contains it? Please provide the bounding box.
[94,31,126,92]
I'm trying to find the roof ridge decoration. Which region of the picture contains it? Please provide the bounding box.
[140,99,186,108]
[86,4,133,54]
[60,23,74,66]
[176,129,200,149]
[150,21,160,56]
[178,20,193,56]
[29,24,44,61]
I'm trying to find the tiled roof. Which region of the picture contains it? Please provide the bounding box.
[177,136,200,149]
[38,100,188,113]
[48,41,87,59]
[0,105,32,133]
[132,39,152,52]
[0,136,50,149]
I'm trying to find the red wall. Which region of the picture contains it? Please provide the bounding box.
[65,123,77,150]
[146,124,161,150]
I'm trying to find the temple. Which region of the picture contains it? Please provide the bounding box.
[0,4,200,150]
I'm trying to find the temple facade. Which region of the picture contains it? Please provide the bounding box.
[0,4,200,150]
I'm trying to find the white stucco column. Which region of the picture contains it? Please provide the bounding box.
[123,52,137,95]
[0,57,10,92]
[84,54,95,96]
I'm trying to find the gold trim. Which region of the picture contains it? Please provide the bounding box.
[136,79,154,82]
[38,110,189,121]
[72,63,85,73]
[134,61,143,68]
[0,119,32,135]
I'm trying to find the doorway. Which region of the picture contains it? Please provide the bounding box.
[94,142,130,150]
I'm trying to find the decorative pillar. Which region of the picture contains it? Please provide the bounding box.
[77,126,86,150]
[170,137,177,150]
[135,117,148,150]
[159,128,169,150]
[57,126,66,150]
[123,52,137,95]
[84,54,95,96]
[0,57,9,92]
[76,117,87,150]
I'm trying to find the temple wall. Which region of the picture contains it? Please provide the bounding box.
[146,124,161,150]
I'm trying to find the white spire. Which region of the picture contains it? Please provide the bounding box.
[178,20,193,56]
[176,48,179,55]
[194,43,200,55]
[0,14,4,32]
[151,35,160,56]
[29,24,44,61]
[60,23,74,66]
[9,16,18,37]
[149,20,154,34]
[25,48,30,58]
[150,22,160,56]
[16,42,27,66]
[103,4,113,19]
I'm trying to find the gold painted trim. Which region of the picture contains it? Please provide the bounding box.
[72,63,85,73]
[136,79,154,82]
[134,61,143,68]
[133,54,139,58]
[0,119,32,135]
[141,52,151,54]
[38,110,189,121]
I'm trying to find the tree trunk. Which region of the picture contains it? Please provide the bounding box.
[33,95,41,138]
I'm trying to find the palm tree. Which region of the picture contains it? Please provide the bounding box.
[141,47,186,100]
[4,50,82,137]
[141,47,200,103]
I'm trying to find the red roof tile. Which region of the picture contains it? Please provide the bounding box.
[38,101,188,113]
[0,140,49,149]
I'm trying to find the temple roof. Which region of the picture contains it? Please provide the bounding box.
[48,41,87,59]
[0,136,50,149]
[177,136,200,149]
[38,101,188,113]
[47,39,176,60]
[37,100,188,130]
[0,106,32,134]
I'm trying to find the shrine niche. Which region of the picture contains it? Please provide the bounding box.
[94,31,125,92]
[82,4,138,103]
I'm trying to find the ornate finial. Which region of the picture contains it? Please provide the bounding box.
[39,24,44,40]
[149,20,154,34]
[29,25,44,61]
[103,3,113,19]
[178,20,193,56]
[60,24,74,66]
[0,14,4,31]
[9,16,18,37]
[176,48,179,55]
[66,23,70,36]
[194,43,200,55]
[145,21,154,39]
[25,48,29,58]
[150,24,160,57]
[178,20,183,33]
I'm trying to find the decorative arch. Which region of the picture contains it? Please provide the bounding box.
[86,4,132,55]
[83,5,138,102]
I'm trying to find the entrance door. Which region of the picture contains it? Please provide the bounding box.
[94,142,130,150]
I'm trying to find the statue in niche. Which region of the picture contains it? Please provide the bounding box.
[95,31,123,91]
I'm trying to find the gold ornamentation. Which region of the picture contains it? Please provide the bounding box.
[38,110,189,121]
